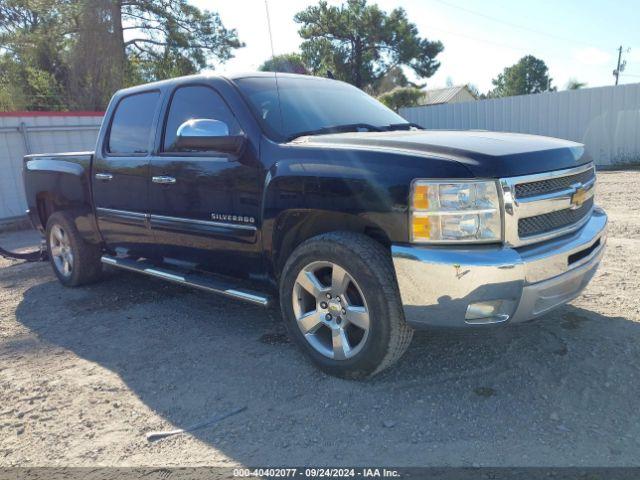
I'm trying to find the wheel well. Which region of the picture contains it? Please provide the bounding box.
[272,210,391,279]
[36,193,57,229]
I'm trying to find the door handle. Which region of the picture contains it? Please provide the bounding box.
[152,176,177,185]
[95,173,113,181]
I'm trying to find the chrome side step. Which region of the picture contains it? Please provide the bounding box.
[101,255,271,307]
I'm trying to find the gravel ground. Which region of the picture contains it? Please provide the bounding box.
[1,170,639,467]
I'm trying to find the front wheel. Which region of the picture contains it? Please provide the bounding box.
[279,232,413,379]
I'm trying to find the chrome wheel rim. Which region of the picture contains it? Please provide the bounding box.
[292,261,370,360]
[50,225,73,277]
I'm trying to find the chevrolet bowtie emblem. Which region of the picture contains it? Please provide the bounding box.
[570,185,588,209]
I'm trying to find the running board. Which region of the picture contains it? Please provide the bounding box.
[101,255,271,307]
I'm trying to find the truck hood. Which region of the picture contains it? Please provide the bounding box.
[291,130,588,177]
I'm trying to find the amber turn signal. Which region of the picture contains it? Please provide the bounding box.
[412,184,430,210]
[411,214,431,241]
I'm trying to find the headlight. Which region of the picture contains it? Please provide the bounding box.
[410,180,502,243]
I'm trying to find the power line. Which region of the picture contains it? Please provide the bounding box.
[427,25,532,53]
[431,0,604,50]
[427,25,588,61]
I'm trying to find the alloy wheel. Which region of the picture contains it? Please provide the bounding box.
[292,261,370,360]
[50,225,73,277]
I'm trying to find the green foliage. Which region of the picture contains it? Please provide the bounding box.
[0,0,73,110]
[0,59,67,110]
[0,57,26,110]
[371,66,424,95]
[121,0,244,82]
[294,0,443,89]
[0,0,243,110]
[378,86,423,112]
[489,55,554,98]
[566,78,587,90]
[259,53,308,74]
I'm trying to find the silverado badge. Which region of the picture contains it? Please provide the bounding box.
[211,213,255,224]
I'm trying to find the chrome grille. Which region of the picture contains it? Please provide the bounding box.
[500,163,596,247]
[515,168,595,198]
[518,197,594,237]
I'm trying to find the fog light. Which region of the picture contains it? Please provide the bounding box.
[465,300,510,324]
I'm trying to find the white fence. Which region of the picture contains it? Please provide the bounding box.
[2,85,638,222]
[401,83,640,167]
[0,112,103,223]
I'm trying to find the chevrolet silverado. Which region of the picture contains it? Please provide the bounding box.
[22,73,607,378]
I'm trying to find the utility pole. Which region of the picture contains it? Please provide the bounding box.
[613,46,628,85]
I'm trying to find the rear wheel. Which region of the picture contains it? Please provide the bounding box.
[46,212,103,287]
[280,232,413,379]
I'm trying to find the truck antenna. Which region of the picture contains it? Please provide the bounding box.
[264,0,285,132]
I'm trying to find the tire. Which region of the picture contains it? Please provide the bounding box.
[279,232,413,379]
[45,211,103,287]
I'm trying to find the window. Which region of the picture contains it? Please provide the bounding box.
[163,85,240,152]
[235,76,406,141]
[108,91,160,154]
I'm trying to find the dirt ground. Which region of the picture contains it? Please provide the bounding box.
[1,170,639,467]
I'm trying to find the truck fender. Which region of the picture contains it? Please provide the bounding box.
[23,156,100,244]
[261,167,391,279]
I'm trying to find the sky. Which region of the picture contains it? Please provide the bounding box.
[190,0,640,93]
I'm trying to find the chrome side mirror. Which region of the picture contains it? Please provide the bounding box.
[177,118,229,137]
[174,118,245,154]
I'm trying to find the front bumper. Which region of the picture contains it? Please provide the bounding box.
[392,207,607,328]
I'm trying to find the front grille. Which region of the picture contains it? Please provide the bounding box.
[515,168,595,198]
[518,197,594,238]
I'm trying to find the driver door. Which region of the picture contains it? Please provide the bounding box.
[148,84,263,278]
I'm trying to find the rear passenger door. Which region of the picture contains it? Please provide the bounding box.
[148,83,264,278]
[93,90,161,256]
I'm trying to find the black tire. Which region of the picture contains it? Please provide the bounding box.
[279,232,413,379]
[45,211,103,287]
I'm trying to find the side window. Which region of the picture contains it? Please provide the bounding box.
[163,85,241,152]
[108,91,160,154]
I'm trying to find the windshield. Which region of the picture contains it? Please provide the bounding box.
[234,75,408,141]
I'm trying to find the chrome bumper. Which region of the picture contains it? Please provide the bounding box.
[391,207,607,328]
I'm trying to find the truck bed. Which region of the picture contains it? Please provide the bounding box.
[22,151,96,236]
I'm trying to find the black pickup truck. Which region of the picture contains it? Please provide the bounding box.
[22,73,607,378]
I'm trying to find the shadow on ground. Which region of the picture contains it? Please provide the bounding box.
[13,269,640,466]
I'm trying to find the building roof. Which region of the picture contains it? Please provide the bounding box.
[421,85,477,105]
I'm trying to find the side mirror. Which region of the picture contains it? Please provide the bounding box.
[174,119,245,155]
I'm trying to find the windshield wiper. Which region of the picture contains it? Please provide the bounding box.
[384,122,424,131]
[287,123,383,141]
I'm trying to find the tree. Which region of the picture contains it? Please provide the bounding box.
[566,78,587,90]
[117,0,243,82]
[371,66,424,95]
[259,53,308,74]
[378,86,423,112]
[294,0,443,89]
[0,0,244,110]
[68,0,125,110]
[0,0,73,110]
[489,55,554,98]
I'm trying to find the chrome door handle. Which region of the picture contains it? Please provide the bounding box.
[95,173,113,181]
[152,176,176,185]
